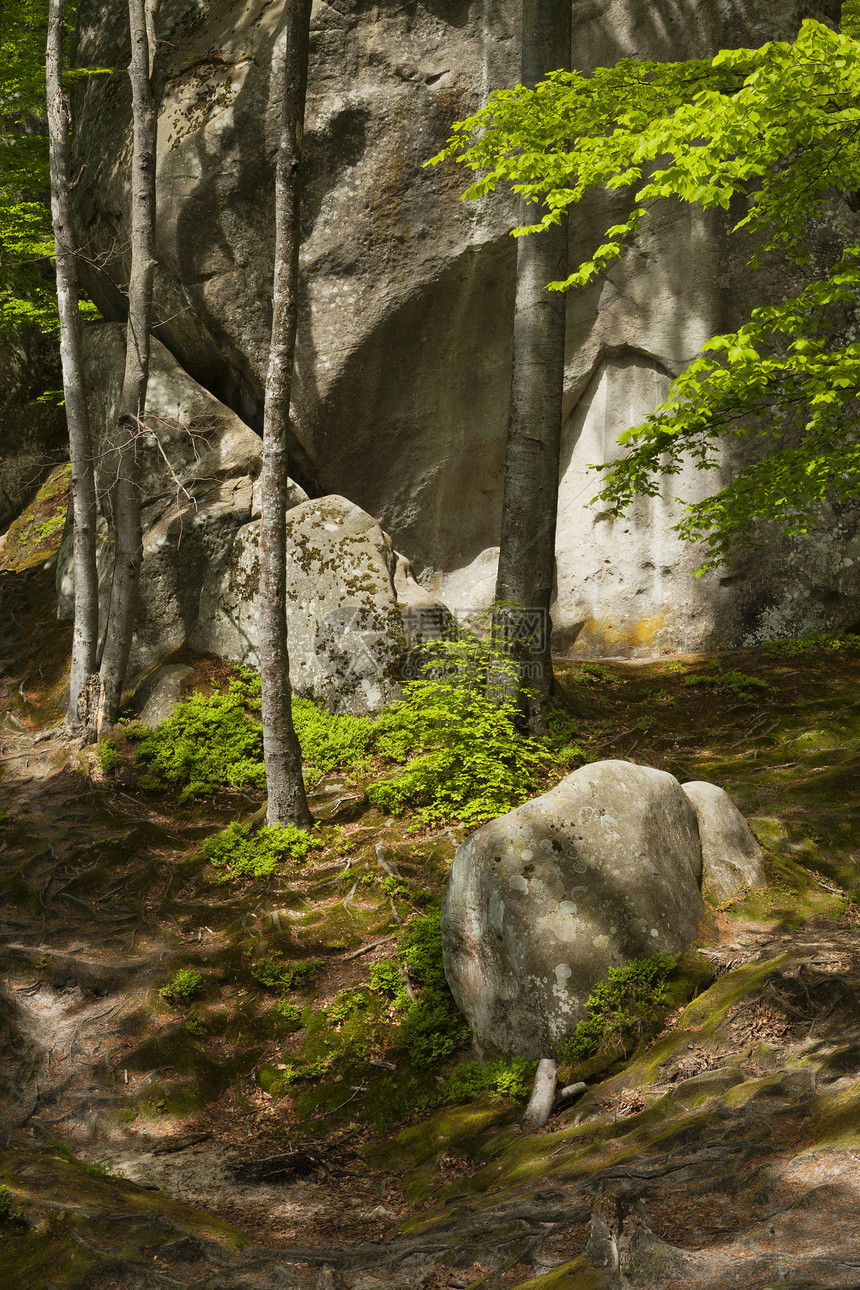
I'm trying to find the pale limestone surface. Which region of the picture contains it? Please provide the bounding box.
[441,759,704,1058]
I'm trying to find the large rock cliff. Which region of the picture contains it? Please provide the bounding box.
[69,0,856,657]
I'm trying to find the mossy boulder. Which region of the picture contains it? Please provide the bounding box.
[193,495,446,715]
[441,760,705,1058]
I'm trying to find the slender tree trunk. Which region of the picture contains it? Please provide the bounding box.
[490,0,571,731]
[47,0,100,737]
[259,0,312,828]
[97,0,158,729]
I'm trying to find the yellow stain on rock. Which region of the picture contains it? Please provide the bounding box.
[568,610,670,656]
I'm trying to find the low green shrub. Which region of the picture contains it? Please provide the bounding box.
[762,631,860,657]
[371,912,469,1067]
[202,820,322,881]
[98,738,118,774]
[250,957,322,992]
[0,1186,23,1225]
[84,1160,112,1179]
[135,672,265,801]
[134,669,374,800]
[134,635,580,826]
[291,698,375,778]
[160,968,204,1004]
[439,1055,536,1104]
[575,662,619,684]
[368,635,548,826]
[560,954,676,1064]
[274,999,305,1029]
[326,989,373,1025]
[684,670,768,696]
[369,959,412,1010]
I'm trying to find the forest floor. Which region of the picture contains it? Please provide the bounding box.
[2,551,860,1289]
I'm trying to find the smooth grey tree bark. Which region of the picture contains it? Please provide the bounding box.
[47,0,100,736]
[259,0,313,827]
[490,0,571,732]
[97,0,159,728]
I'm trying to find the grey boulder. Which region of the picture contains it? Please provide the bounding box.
[681,780,766,903]
[130,663,195,730]
[441,760,704,1059]
[191,495,445,716]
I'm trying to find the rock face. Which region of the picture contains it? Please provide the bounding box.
[682,781,766,903]
[57,324,266,678]
[56,326,440,712]
[191,494,442,715]
[441,760,705,1058]
[69,0,855,657]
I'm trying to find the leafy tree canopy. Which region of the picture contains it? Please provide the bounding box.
[0,0,106,334]
[429,15,860,571]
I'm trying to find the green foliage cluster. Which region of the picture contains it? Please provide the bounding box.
[135,673,265,801]
[429,16,860,569]
[371,912,469,1067]
[762,631,860,658]
[326,988,373,1025]
[0,1,107,334]
[291,697,375,778]
[160,968,204,1004]
[683,670,769,697]
[97,738,118,774]
[250,957,322,992]
[274,998,304,1029]
[136,634,566,827]
[84,1160,112,1179]
[368,635,549,825]
[202,820,322,881]
[437,1055,536,1104]
[0,1186,23,1225]
[1,0,56,332]
[266,991,384,1087]
[576,663,619,685]
[560,954,676,1064]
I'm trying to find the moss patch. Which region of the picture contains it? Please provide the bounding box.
[0,462,69,574]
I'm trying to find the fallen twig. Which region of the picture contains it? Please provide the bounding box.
[344,935,398,960]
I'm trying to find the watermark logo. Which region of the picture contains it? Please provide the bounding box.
[316,604,549,683]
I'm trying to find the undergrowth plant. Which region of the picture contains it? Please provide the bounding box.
[202,820,322,881]
[370,911,470,1066]
[250,957,322,991]
[683,670,768,697]
[762,631,860,657]
[133,635,574,827]
[368,634,550,825]
[97,738,118,774]
[559,954,676,1064]
[160,969,204,1004]
[0,1186,24,1226]
[135,672,265,800]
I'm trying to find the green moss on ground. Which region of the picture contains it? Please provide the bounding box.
[0,462,69,574]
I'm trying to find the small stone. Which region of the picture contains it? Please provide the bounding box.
[682,780,766,903]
